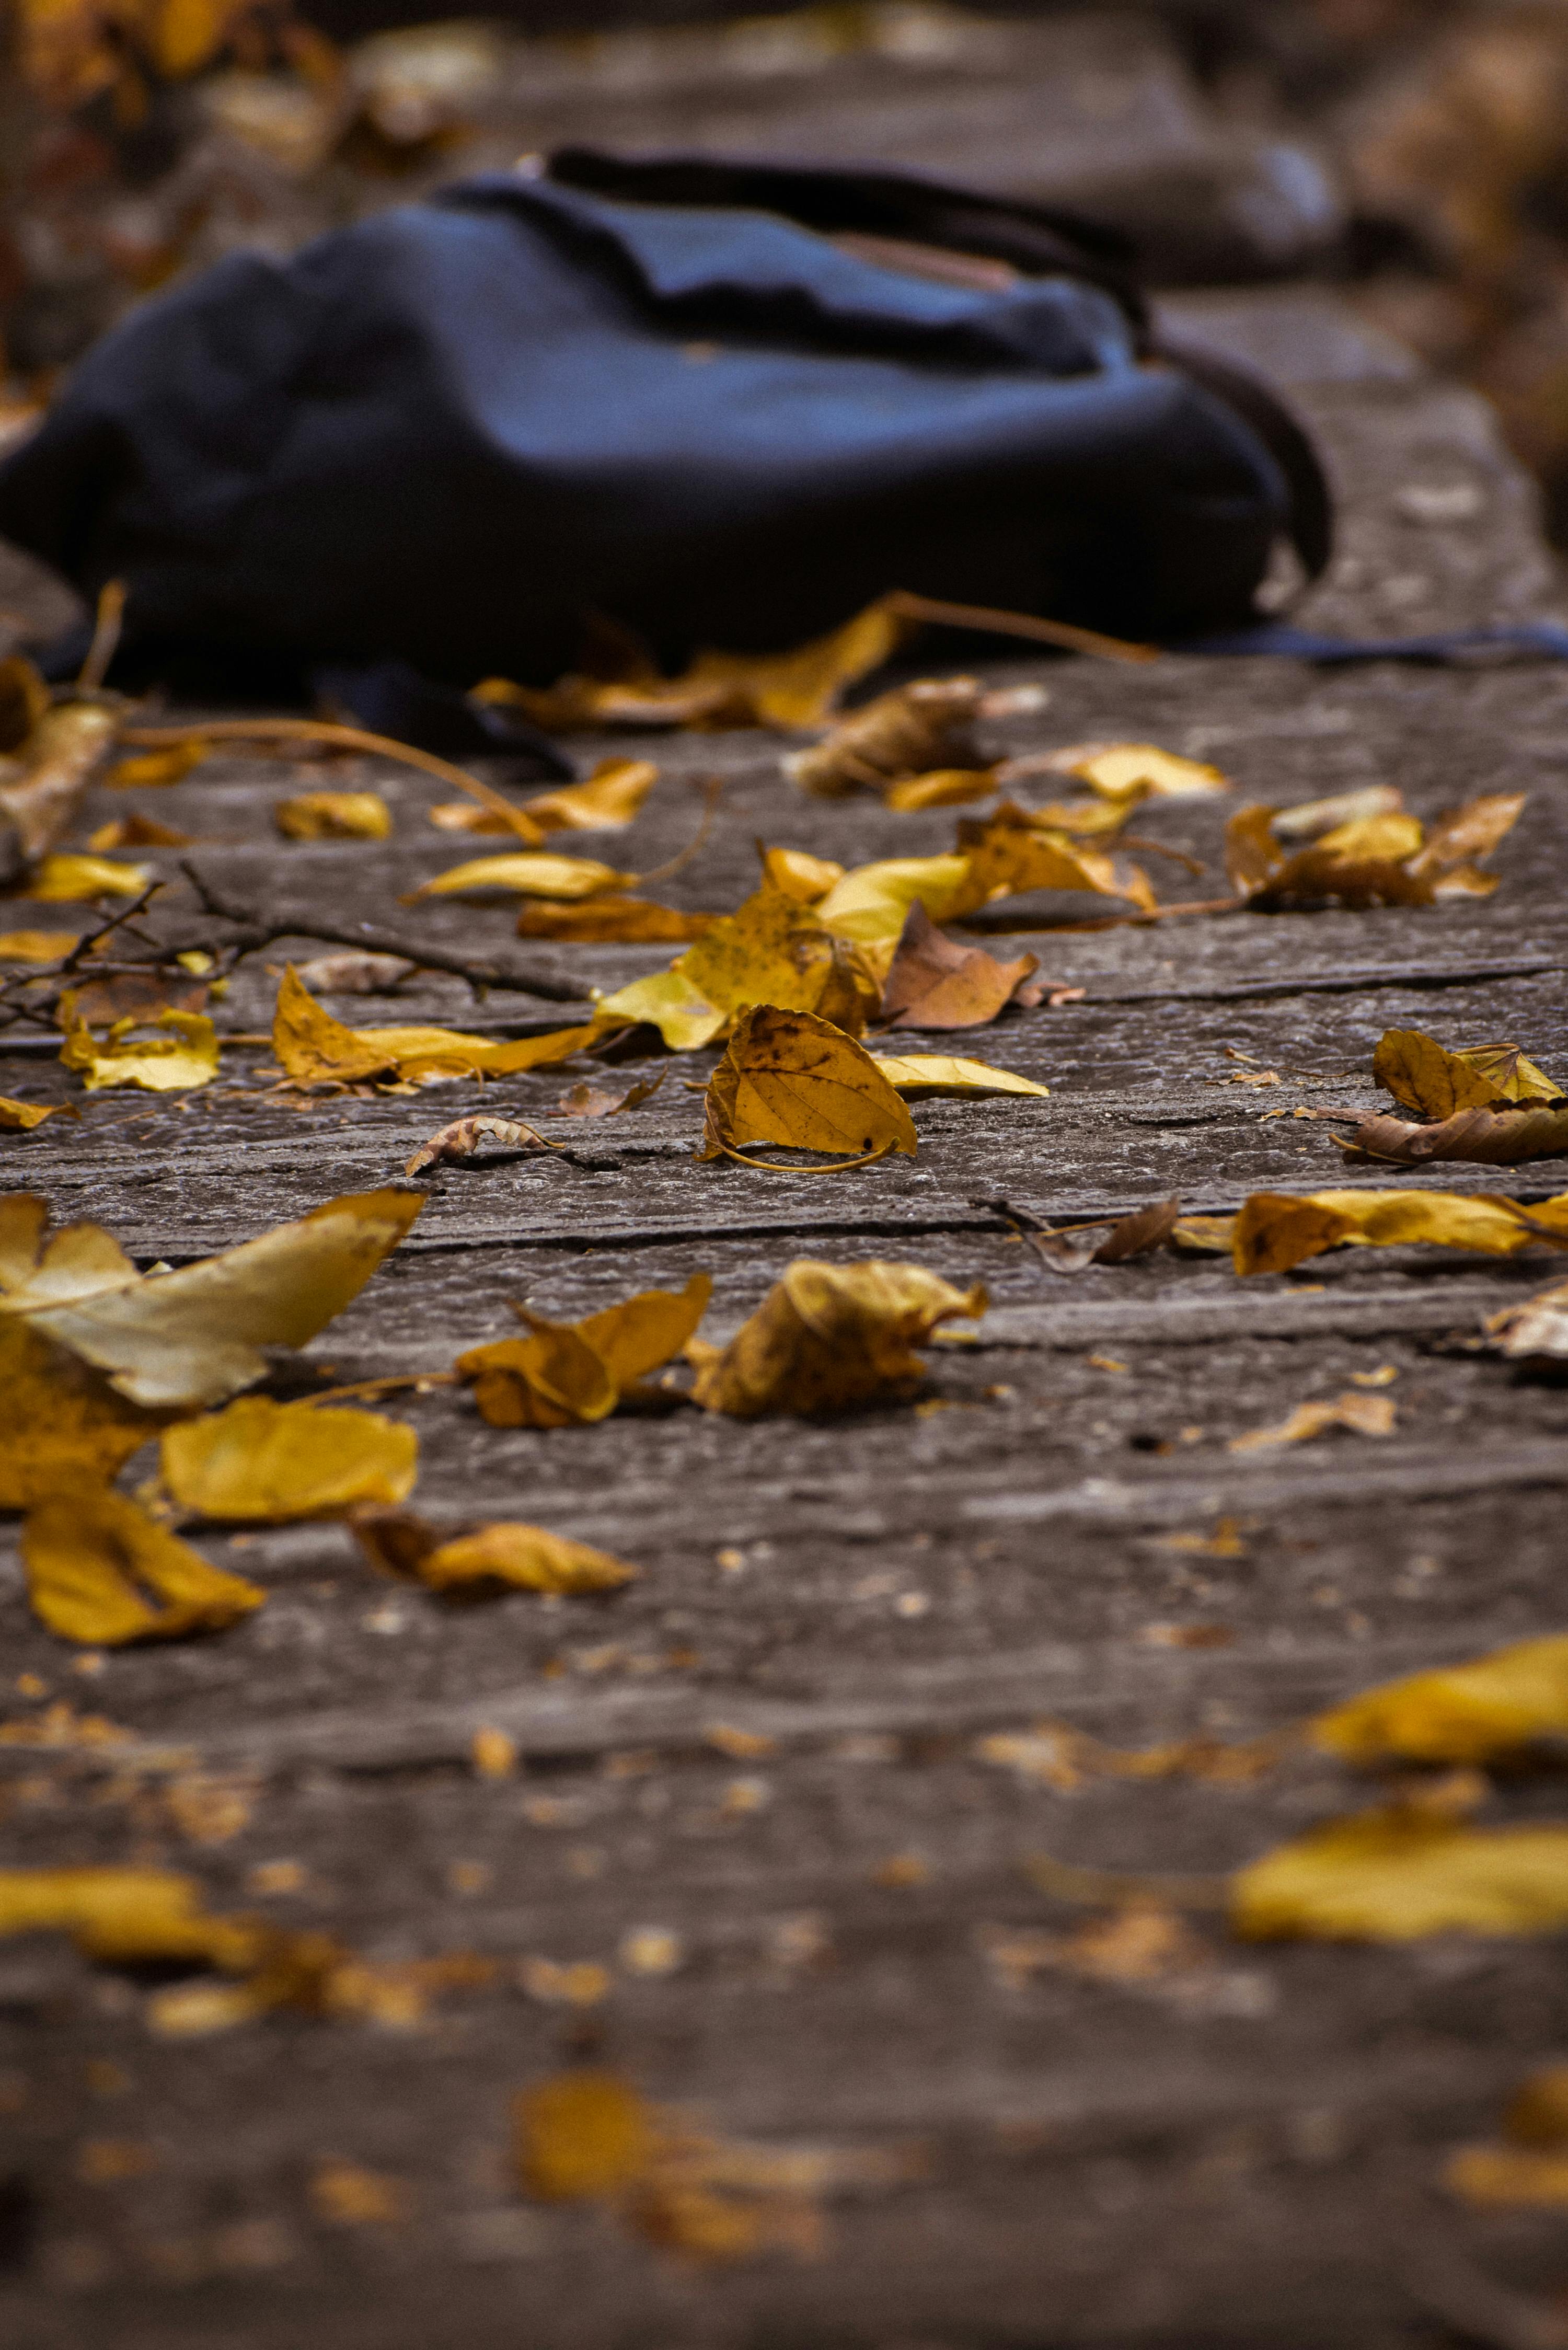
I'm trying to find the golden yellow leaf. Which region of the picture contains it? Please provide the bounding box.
[420,1524,637,1595]
[868,1054,1048,1097]
[699,1006,917,1168]
[9,1185,422,1409]
[589,969,729,1052]
[814,855,973,949]
[517,896,714,943]
[0,1095,74,1130]
[1227,1390,1397,1452]
[457,1274,710,1427]
[274,790,392,841]
[160,1396,418,1519]
[1312,1634,1568,1765]
[689,1258,986,1417]
[272,967,599,1086]
[1270,784,1404,842]
[407,853,631,902]
[882,768,998,812]
[1374,1029,1561,1116]
[60,1007,219,1093]
[0,1320,162,1507]
[758,847,844,904]
[952,802,1144,915]
[26,853,151,902]
[23,1485,264,1645]
[0,929,80,961]
[1050,742,1229,800]
[689,599,908,728]
[88,813,192,850]
[1445,2145,1568,2208]
[106,742,210,789]
[519,758,658,833]
[1231,1185,1565,1275]
[516,2072,656,2201]
[575,1272,713,1389]
[0,1867,254,1969]
[1231,1805,1568,1940]
[675,886,879,1034]
[1226,792,1524,910]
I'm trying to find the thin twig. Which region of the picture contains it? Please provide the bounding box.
[76,580,126,692]
[118,718,540,836]
[636,775,723,887]
[884,589,1159,668]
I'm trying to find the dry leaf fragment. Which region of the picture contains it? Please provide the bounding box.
[407,853,631,902]
[404,1114,554,1176]
[699,1006,917,1169]
[1226,792,1524,910]
[882,768,999,813]
[0,1320,164,1507]
[1337,1100,1568,1168]
[60,1008,220,1093]
[457,1274,712,1428]
[1228,1390,1397,1452]
[1231,1804,1568,1940]
[1374,1029,1561,1116]
[26,853,152,903]
[273,967,599,1088]
[875,901,1040,1030]
[516,896,716,943]
[517,2073,656,2201]
[549,1070,665,1120]
[5,1186,423,1408]
[1312,1634,1568,1765]
[1,700,120,886]
[869,1055,1048,1097]
[422,1525,636,1595]
[1231,1185,1568,1276]
[106,742,210,789]
[689,1259,985,1418]
[991,1195,1180,1273]
[22,1487,264,1645]
[1487,1277,1568,1361]
[517,758,658,834]
[785,677,982,799]
[88,814,193,850]
[1270,784,1404,841]
[160,1397,418,1520]
[294,951,415,994]
[675,884,880,1035]
[0,1095,75,1131]
[1031,742,1229,800]
[274,791,392,841]
[0,929,81,961]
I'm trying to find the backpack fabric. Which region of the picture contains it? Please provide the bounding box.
[0,151,1328,689]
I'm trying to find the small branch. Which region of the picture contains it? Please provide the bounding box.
[178,861,589,1005]
[77,580,127,692]
[119,717,541,837]
[636,775,723,887]
[884,589,1159,668]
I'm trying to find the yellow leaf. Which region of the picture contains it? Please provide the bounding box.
[590,967,729,1053]
[1226,792,1523,911]
[0,1094,74,1129]
[26,853,151,902]
[420,1524,637,1594]
[575,1272,713,1388]
[151,0,230,79]
[516,896,716,943]
[1231,1805,1568,1940]
[272,967,598,1086]
[758,847,844,904]
[951,803,1134,913]
[274,791,392,841]
[1231,1185,1564,1276]
[688,598,907,728]
[814,855,973,948]
[88,813,192,850]
[0,929,79,961]
[1445,2145,1568,2208]
[60,1007,220,1092]
[23,1485,264,1644]
[1055,743,1229,800]
[457,1274,710,1427]
[407,853,631,901]
[1374,1029,1560,1114]
[1227,1390,1397,1452]
[1312,1634,1568,1765]
[0,1320,164,1507]
[518,758,658,833]
[0,1867,254,1969]
[868,1055,1048,1097]
[699,1006,917,1167]
[10,1185,422,1409]
[675,886,879,1033]
[690,1258,986,1417]
[882,768,999,813]
[160,1396,418,1519]
[516,2072,656,2201]
[106,742,210,789]
[1270,784,1404,842]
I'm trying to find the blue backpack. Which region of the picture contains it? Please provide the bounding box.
[0,149,1329,693]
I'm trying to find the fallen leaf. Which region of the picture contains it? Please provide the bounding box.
[1336,1100,1568,1168]
[517,896,716,943]
[1312,1634,1568,1765]
[758,847,844,903]
[1034,742,1229,800]
[1447,2069,1568,2207]
[407,853,632,902]
[22,1486,264,1645]
[517,2072,656,2200]
[273,967,600,1088]
[699,1006,917,1169]
[1228,1390,1397,1451]
[882,768,999,812]
[869,1055,1048,1098]
[294,951,414,994]
[813,854,974,957]
[1226,792,1524,910]
[0,929,80,961]
[312,2160,411,2226]
[161,1396,418,1520]
[990,1195,1180,1272]
[1270,784,1404,841]
[517,758,658,833]
[0,1095,75,1130]
[675,885,880,1035]
[875,902,1040,1029]
[689,1259,985,1418]
[88,814,192,850]
[457,1274,711,1428]
[4,1185,423,1408]
[25,853,152,902]
[587,967,730,1052]
[952,801,1155,919]
[106,743,210,789]
[354,1511,636,1595]
[1231,1185,1568,1275]
[785,677,983,798]
[60,1008,220,1093]
[404,1114,554,1176]
[0,1867,256,1971]
[1487,1277,1568,1361]
[0,1319,164,1507]
[1374,1029,1561,1116]
[1231,1804,1568,1939]
[1,701,120,878]
[274,791,392,841]
[549,1070,665,1120]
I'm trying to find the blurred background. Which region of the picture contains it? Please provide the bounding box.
[9,0,1568,543]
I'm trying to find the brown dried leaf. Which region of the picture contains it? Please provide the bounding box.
[876,901,1039,1030]
[689,1259,985,1418]
[998,1195,1181,1274]
[549,1069,665,1120]
[784,677,982,798]
[404,1114,554,1176]
[1227,1390,1397,1452]
[274,791,392,841]
[1231,1185,1568,1276]
[516,896,717,943]
[699,1006,917,1169]
[1336,1100,1568,1168]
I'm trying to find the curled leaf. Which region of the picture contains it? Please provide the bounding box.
[1487,1277,1568,1361]
[273,968,599,1087]
[458,1274,711,1428]
[758,847,844,903]
[23,1486,264,1644]
[517,896,716,943]
[407,853,632,902]
[1231,1805,1568,1940]
[813,855,974,955]
[160,1397,418,1520]
[994,1195,1179,1272]
[699,1007,917,1168]
[1336,1101,1568,1168]
[405,1114,554,1176]
[354,1510,636,1595]
[518,758,658,834]
[1313,1635,1568,1766]
[88,814,192,850]
[549,1070,665,1120]
[1374,1029,1561,1116]
[882,768,999,813]
[1226,791,1524,910]
[1227,1390,1396,1452]
[869,1055,1048,1098]
[785,677,982,799]
[26,853,151,902]
[274,791,392,841]
[60,1008,220,1093]
[689,1259,985,1418]
[0,1095,75,1130]
[876,902,1040,1030]
[1270,784,1404,841]
[675,884,880,1035]
[1231,1185,1568,1276]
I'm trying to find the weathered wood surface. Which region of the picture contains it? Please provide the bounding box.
[4,291,1568,2350]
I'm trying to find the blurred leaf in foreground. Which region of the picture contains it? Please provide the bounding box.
[689,1259,985,1418]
